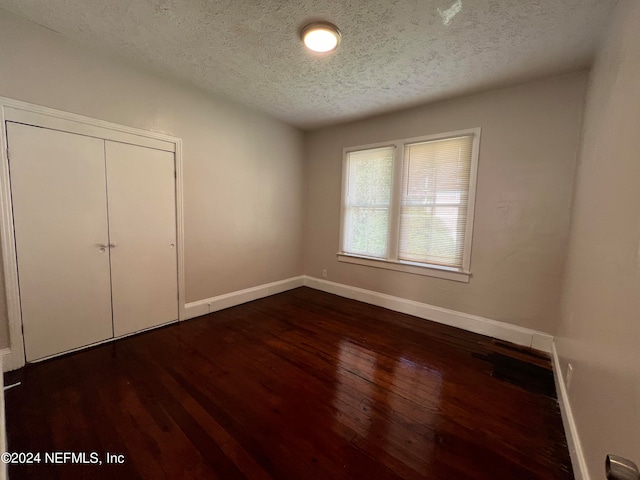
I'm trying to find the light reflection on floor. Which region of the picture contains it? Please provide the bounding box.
[333,339,443,474]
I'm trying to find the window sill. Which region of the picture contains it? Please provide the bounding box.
[336,253,471,283]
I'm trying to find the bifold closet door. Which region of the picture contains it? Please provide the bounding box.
[7,122,114,362]
[105,141,178,336]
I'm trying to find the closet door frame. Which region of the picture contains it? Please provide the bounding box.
[0,96,186,371]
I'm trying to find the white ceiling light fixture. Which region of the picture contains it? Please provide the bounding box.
[301,22,341,53]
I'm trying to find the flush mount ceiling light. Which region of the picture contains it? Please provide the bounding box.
[301,22,341,53]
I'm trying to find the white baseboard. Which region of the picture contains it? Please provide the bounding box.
[551,342,589,480]
[1,275,553,372]
[302,276,553,352]
[183,276,305,320]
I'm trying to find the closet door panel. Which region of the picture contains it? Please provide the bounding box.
[105,141,178,336]
[7,123,114,361]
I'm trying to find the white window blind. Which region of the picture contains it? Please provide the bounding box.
[399,135,473,268]
[343,146,394,258]
[339,128,479,281]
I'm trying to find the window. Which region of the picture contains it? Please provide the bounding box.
[338,128,480,282]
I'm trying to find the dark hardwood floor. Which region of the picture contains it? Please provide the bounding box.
[4,287,572,479]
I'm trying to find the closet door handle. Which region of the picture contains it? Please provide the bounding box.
[109,242,117,248]
[97,243,109,249]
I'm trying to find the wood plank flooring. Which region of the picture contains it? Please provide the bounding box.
[3,287,572,479]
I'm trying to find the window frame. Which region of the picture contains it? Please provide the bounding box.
[338,127,481,283]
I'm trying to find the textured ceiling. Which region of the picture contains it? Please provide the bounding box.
[0,0,618,129]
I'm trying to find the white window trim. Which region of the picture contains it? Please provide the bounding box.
[338,127,481,283]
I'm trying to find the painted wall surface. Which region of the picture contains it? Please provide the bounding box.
[304,73,587,334]
[0,11,305,348]
[556,1,640,476]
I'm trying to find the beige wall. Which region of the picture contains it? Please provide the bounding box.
[304,72,587,334]
[556,0,640,476]
[0,11,305,348]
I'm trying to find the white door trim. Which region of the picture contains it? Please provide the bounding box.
[0,96,187,371]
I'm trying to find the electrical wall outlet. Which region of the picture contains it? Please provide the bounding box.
[322,269,327,278]
[566,363,574,391]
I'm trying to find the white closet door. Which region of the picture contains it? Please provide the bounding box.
[7,123,114,361]
[105,141,178,336]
